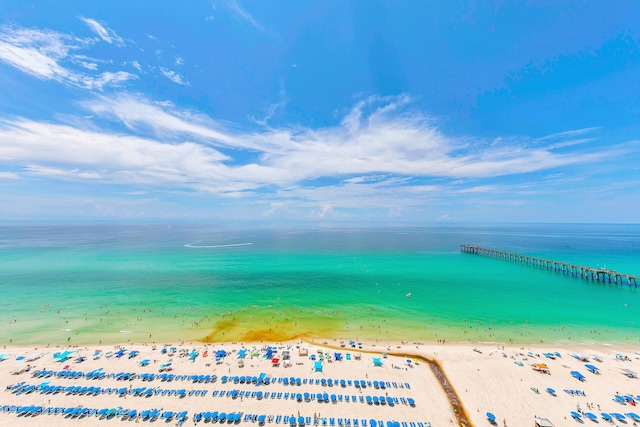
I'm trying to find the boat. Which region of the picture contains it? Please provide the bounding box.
[405,293,411,298]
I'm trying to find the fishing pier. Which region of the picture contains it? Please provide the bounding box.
[461,245,639,287]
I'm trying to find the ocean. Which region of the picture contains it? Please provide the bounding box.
[0,222,639,346]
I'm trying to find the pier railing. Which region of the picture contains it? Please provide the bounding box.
[461,245,639,287]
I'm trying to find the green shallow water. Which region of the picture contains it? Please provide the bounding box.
[0,223,639,345]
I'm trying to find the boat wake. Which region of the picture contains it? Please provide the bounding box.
[184,241,254,249]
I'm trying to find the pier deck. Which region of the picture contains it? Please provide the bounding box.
[461,245,639,287]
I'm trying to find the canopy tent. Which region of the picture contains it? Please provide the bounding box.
[621,368,637,378]
[373,358,383,367]
[570,371,586,381]
[272,358,280,366]
[53,351,74,362]
[584,364,599,373]
[314,362,323,372]
[532,363,549,372]
[534,417,555,427]
[238,349,247,358]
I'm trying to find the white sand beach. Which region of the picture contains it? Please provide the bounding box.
[2,339,640,427]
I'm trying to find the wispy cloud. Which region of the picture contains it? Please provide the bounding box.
[1,94,632,211]
[79,17,125,46]
[224,0,263,31]
[159,67,188,85]
[0,25,136,90]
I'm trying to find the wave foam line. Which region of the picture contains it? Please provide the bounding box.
[184,242,254,248]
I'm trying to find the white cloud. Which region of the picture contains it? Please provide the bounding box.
[81,94,624,184]
[0,25,136,90]
[0,27,77,80]
[159,67,188,85]
[79,17,125,46]
[175,57,184,66]
[0,95,633,213]
[131,61,142,71]
[80,71,137,90]
[0,171,19,180]
[78,61,98,70]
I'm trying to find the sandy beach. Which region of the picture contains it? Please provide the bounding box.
[2,339,640,427]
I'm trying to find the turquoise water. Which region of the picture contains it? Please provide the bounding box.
[0,223,639,345]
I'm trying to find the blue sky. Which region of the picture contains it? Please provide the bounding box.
[0,1,639,223]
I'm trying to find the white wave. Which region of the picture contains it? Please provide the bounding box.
[184,241,254,248]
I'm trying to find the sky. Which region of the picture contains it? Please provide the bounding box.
[0,1,639,223]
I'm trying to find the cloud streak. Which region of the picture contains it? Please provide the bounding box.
[0,94,630,207]
[224,0,263,31]
[0,24,135,90]
[79,17,125,46]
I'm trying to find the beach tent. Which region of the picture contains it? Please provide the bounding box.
[532,363,549,373]
[238,349,247,358]
[372,358,383,367]
[621,368,637,378]
[534,417,555,427]
[570,371,586,381]
[334,353,342,361]
[53,351,73,362]
[272,358,280,366]
[314,362,323,372]
[584,364,599,373]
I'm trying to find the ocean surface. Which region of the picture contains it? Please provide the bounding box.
[1,222,639,346]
